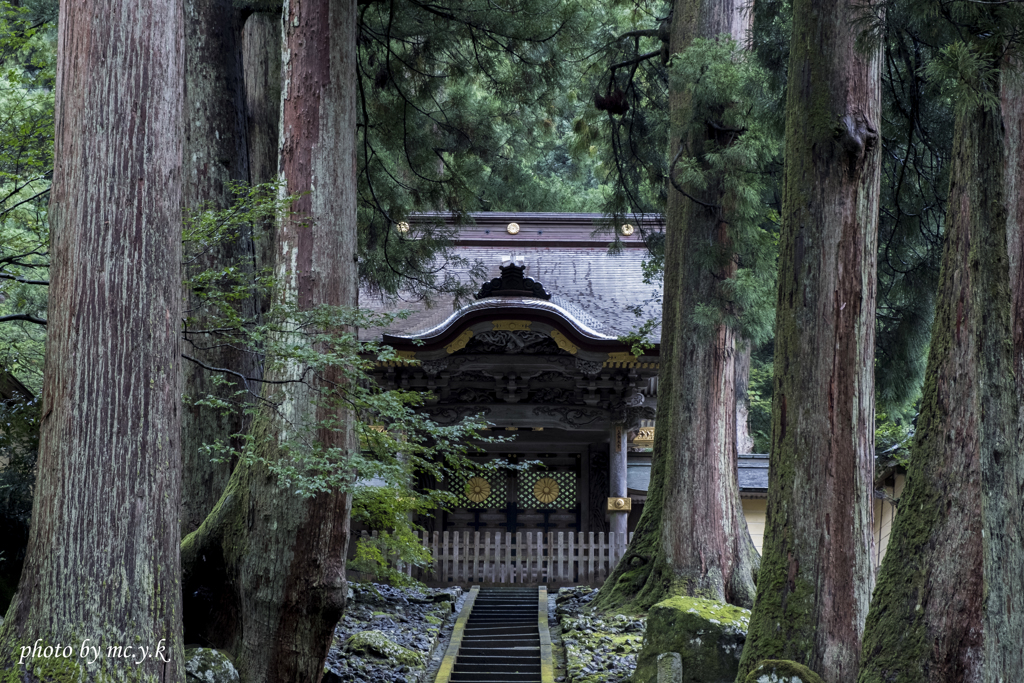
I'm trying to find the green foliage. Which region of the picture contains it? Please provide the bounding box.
[875,411,914,468]
[603,33,782,350]
[570,0,670,226]
[750,0,792,123]
[617,317,657,358]
[747,350,774,454]
[874,0,1024,414]
[669,37,781,344]
[924,41,1001,115]
[0,1,56,394]
[184,184,508,580]
[349,525,432,587]
[355,0,608,299]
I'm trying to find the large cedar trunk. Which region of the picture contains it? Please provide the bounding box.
[243,11,282,189]
[735,339,754,454]
[242,10,282,284]
[181,1,358,680]
[594,0,758,613]
[856,81,1017,683]
[181,0,257,538]
[991,58,1024,681]
[735,0,881,676]
[0,0,185,679]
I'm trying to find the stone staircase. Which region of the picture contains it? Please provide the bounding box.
[436,586,553,683]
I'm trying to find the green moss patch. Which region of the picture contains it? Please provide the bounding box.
[559,612,645,683]
[632,596,750,683]
[744,659,824,683]
[26,655,84,683]
[344,630,423,667]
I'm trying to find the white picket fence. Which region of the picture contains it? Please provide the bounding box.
[355,530,634,586]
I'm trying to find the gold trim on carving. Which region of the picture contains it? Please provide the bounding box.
[533,477,560,505]
[549,330,578,355]
[633,427,655,446]
[445,329,474,354]
[607,497,632,512]
[603,351,656,368]
[465,476,491,503]
[493,320,532,331]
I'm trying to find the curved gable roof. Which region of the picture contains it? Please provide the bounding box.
[361,212,665,346]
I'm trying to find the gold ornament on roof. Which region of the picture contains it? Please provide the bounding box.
[533,477,560,505]
[396,221,410,234]
[506,222,520,234]
[620,223,635,236]
[465,477,491,503]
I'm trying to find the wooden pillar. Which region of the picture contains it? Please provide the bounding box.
[609,423,628,536]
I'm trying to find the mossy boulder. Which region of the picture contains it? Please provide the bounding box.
[344,630,423,667]
[184,647,240,683]
[632,596,750,683]
[743,660,824,683]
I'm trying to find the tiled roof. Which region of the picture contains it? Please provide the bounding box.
[736,454,769,493]
[627,454,769,496]
[360,213,665,342]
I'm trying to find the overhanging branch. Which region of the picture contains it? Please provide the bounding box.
[0,313,47,325]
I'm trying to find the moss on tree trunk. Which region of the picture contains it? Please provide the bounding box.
[180,0,259,539]
[0,0,186,679]
[594,0,757,614]
[735,0,881,677]
[857,66,1019,683]
[181,1,359,680]
[990,55,1024,682]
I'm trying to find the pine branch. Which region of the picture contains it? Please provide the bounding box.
[0,272,49,285]
[0,314,47,325]
[181,353,309,390]
[614,29,660,41]
[668,144,722,211]
[609,50,661,72]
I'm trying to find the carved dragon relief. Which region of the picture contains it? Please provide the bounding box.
[450,370,500,383]
[532,405,606,427]
[461,330,563,355]
[421,358,450,375]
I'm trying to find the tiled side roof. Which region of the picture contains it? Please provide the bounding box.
[360,213,665,342]
[737,454,769,493]
[627,454,769,495]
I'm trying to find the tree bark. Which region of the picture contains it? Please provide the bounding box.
[181,0,256,538]
[243,10,282,299]
[735,339,754,454]
[856,79,1017,683]
[243,12,282,190]
[0,0,185,680]
[181,0,358,679]
[594,0,758,613]
[736,0,881,677]
[991,58,1024,683]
